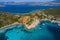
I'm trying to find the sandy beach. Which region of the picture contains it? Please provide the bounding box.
[0,22,19,29]
[0,22,20,33]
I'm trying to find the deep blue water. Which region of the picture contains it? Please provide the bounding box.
[0,5,60,14]
[0,5,60,40]
[0,21,60,40]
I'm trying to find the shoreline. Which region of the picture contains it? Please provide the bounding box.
[0,22,19,29]
[0,18,59,33]
[0,19,40,33]
[25,19,40,29]
[0,22,20,33]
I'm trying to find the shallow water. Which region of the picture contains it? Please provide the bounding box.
[0,21,60,40]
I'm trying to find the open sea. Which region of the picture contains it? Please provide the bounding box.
[0,5,60,40]
[0,5,60,14]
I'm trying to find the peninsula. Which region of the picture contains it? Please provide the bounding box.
[0,8,60,29]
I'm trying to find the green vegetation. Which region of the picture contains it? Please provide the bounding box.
[44,8,60,17]
[0,8,60,28]
[44,8,60,20]
[0,12,18,28]
[0,21,3,27]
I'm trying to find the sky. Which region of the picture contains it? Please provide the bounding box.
[0,0,55,2]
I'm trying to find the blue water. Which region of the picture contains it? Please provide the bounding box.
[0,5,60,14]
[0,5,60,40]
[0,21,60,40]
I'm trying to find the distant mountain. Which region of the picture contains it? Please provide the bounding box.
[51,0,60,3]
[0,1,60,6]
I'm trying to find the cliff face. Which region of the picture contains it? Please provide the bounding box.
[0,11,47,28]
[0,8,60,28]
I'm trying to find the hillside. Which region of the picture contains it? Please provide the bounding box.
[44,8,60,18]
[0,8,60,28]
[0,12,18,27]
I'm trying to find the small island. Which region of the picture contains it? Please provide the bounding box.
[0,8,60,29]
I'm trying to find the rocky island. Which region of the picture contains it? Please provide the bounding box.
[0,8,60,29]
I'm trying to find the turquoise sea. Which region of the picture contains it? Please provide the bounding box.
[0,5,60,40]
[0,20,60,40]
